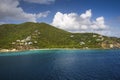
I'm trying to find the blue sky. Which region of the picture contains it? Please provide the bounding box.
[20,0,120,24]
[0,0,120,37]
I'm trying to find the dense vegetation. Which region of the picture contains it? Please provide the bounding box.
[0,22,120,50]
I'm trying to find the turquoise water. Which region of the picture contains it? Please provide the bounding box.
[0,49,120,80]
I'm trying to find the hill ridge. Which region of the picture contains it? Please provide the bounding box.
[0,22,120,51]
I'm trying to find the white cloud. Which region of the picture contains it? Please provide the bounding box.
[52,9,108,33]
[23,0,55,4]
[0,0,50,23]
[0,22,6,25]
[80,9,92,19]
[91,17,106,30]
[36,11,50,18]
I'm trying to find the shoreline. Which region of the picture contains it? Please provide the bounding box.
[0,48,115,53]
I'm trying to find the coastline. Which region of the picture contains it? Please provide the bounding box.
[0,48,112,53]
[0,49,19,53]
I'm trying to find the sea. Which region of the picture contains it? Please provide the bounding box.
[0,49,120,80]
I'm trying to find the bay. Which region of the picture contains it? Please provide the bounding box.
[0,49,120,80]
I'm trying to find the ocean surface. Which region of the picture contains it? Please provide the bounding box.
[0,49,120,80]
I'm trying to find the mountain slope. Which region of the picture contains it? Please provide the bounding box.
[0,22,120,50]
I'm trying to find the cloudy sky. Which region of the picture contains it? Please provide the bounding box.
[0,0,120,37]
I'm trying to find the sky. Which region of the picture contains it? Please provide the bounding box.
[0,0,120,37]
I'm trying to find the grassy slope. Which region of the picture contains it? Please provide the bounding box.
[0,22,119,49]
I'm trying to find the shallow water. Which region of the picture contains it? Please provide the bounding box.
[0,49,120,80]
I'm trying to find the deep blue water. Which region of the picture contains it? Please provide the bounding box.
[0,49,120,80]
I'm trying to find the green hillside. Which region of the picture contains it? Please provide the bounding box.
[0,22,120,50]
